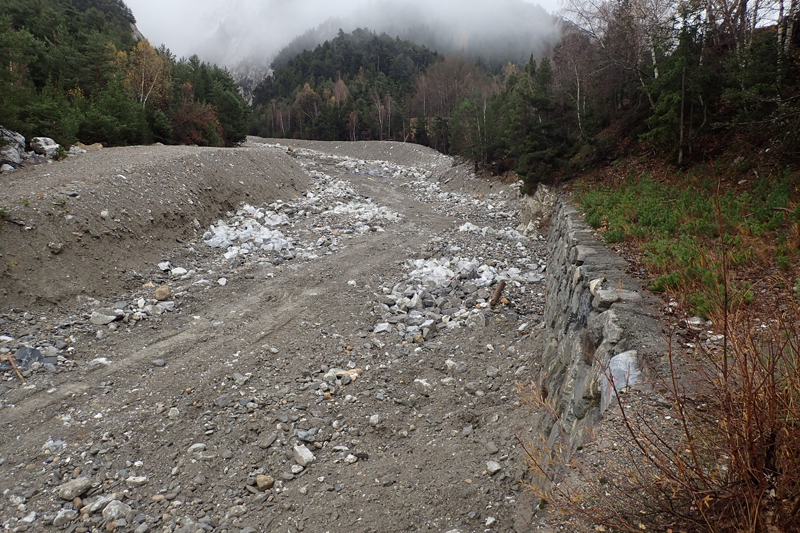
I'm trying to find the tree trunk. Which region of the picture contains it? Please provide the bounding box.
[678,66,686,166]
[738,0,749,48]
[788,0,800,49]
[574,63,583,135]
[751,0,760,43]
[650,41,659,79]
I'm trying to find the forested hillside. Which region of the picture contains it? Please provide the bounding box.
[251,29,439,142]
[0,0,248,147]
[267,0,560,72]
[251,4,800,193]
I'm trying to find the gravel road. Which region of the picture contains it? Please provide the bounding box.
[0,138,548,533]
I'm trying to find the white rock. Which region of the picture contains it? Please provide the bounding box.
[157,301,175,312]
[53,508,78,527]
[90,310,117,325]
[227,504,247,517]
[30,137,59,156]
[293,445,315,467]
[58,477,92,500]
[373,323,391,334]
[88,494,116,513]
[414,378,433,396]
[465,310,486,329]
[125,476,148,488]
[102,500,131,521]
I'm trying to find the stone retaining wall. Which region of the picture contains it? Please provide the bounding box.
[536,196,667,449]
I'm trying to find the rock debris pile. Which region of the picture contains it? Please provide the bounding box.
[0,287,178,384]
[201,171,402,266]
[371,238,546,345]
[257,141,518,226]
[0,126,91,173]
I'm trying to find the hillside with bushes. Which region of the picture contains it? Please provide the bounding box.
[0,0,248,148]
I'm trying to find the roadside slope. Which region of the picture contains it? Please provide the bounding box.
[0,145,311,310]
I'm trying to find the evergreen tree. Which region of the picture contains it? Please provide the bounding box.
[251,28,437,141]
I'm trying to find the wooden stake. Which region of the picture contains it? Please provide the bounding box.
[490,281,507,307]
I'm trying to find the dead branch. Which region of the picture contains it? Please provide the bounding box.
[2,353,25,383]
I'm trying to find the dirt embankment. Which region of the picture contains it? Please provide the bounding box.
[0,145,311,311]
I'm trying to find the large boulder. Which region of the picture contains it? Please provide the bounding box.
[0,127,26,169]
[0,146,20,166]
[30,136,60,156]
[0,127,25,152]
[518,182,557,235]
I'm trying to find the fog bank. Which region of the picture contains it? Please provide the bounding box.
[126,0,563,68]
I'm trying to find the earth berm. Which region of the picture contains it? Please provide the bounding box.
[0,138,555,532]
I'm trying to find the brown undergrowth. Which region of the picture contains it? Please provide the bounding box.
[521,299,800,532]
[521,176,800,532]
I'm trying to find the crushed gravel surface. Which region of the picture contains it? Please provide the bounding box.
[0,137,553,533]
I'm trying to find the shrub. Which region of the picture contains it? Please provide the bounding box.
[651,271,683,292]
[520,297,800,532]
[53,146,68,161]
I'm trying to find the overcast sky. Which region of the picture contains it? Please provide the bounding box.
[124,0,564,66]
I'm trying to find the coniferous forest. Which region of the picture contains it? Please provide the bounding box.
[0,0,248,148]
[250,2,800,192]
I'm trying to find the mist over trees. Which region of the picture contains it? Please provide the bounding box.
[267,0,561,72]
[0,0,248,147]
[228,0,562,104]
[192,0,561,73]
[251,0,800,190]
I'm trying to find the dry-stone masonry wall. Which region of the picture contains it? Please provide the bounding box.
[536,196,667,451]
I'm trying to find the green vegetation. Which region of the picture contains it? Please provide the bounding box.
[0,0,248,147]
[252,4,800,192]
[577,170,799,316]
[251,29,439,141]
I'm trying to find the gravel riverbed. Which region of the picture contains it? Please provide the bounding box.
[1,138,548,533]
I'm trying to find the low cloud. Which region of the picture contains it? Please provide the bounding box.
[127,0,563,68]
